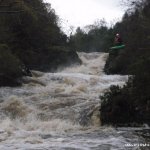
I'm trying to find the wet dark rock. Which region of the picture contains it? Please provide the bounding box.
[40,134,52,139]
[21,65,32,77]
[79,112,91,126]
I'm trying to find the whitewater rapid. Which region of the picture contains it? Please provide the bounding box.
[0,52,148,150]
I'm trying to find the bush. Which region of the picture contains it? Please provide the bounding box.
[0,44,22,86]
[100,85,133,125]
[100,76,150,126]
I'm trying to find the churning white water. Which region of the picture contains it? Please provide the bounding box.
[0,52,149,150]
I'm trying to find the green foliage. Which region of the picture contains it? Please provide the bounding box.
[101,0,150,126]
[105,0,150,74]
[27,46,81,71]
[0,44,22,76]
[100,75,150,125]
[0,0,68,64]
[69,21,113,52]
[0,44,22,86]
[100,84,133,125]
[0,0,79,86]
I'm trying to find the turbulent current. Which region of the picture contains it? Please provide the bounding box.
[0,52,149,150]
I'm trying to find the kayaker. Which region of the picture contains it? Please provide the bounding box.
[114,33,123,46]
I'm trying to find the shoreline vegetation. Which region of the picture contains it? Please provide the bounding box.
[100,0,150,126]
[0,0,81,87]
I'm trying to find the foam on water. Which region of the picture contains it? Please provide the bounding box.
[0,52,146,150]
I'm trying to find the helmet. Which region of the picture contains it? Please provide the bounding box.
[116,33,120,37]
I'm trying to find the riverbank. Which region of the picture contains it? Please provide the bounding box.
[0,46,81,87]
[100,49,150,126]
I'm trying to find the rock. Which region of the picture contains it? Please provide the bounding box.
[31,70,44,77]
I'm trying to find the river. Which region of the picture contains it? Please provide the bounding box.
[0,52,149,150]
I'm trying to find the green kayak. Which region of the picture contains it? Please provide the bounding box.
[110,44,125,50]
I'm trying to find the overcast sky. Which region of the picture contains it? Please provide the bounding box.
[44,0,125,33]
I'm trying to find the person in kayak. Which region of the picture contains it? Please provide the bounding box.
[114,33,123,46]
[109,33,125,51]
